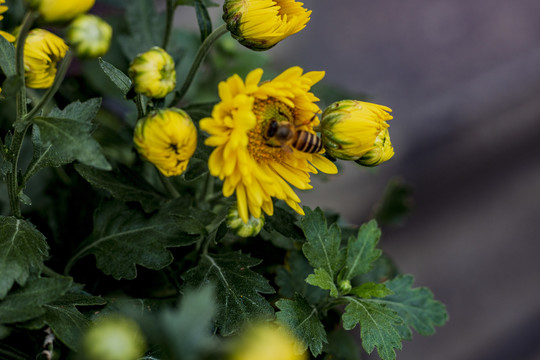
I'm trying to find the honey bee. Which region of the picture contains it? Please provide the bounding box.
[264,118,323,154]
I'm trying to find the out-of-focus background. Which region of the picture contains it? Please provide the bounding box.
[175,1,540,358]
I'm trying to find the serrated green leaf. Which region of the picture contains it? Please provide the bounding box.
[195,0,212,42]
[355,254,399,285]
[0,216,49,299]
[71,200,200,280]
[75,164,167,213]
[98,58,132,95]
[306,268,338,298]
[33,99,111,170]
[301,207,344,279]
[374,275,448,340]
[0,277,72,324]
[340,220,382,282]
[0,35,16,77]
[275,294,327,357]
[342,297,403,360]
[350,282,393,299]
[23,125,70,182]
[182,252,275,335]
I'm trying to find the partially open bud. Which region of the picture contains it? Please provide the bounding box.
[356,128,394,166]
[23,29,69,89]
[223,0,311,51]
[66,14,112,59]
[82,315,146,360]
[320,100,393,161]
[227,204,265,236]
[133,108,197,177]
[26,0,95,23]
[128,47,176,99]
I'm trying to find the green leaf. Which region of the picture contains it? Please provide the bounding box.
[301,207,344,279]
[33,98,111,171]
[350,282,394,299]
[0,75,23,98]
[194,0,212,42]
[119,0,165,58]
[340,220,382,282]
[0,216,49,299]
[72,200,200,279]
[98,58,132,95]
[264,206,304,242]
[306,268,338,298]
[275,294,327,357]
[75,164,167,213]
[0,277,72,324]
[342,297,403,360]
[0,34,16,77]
[376,275,448,340]
[182,252,275,335]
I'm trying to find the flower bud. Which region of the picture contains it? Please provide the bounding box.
[223,0,311,51]
[26,0,95,23]
[133,108,197,177]
[338,279,352,293]
[227,204,265,236]
[66,14,112,59]
[23,29,69,89]
[82,315,146,360]
[128,47,176,99]
[320,100,393,161]
[356,128,394,166]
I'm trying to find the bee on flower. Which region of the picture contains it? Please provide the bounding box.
[223,0,311,51]
[26,0,95,23]
[128,47,176,99]
[0,0,15,43]
[133,108,197,177]
[66,14,113,59]
[200,67,338,223]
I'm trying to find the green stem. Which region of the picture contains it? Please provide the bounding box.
[42,265,63,278]
[15,11,37,120]
[135,94,145,119]
[158,170,180,198]
[162,0,176,50]
[6,125,29,218]
[170,23,228,105]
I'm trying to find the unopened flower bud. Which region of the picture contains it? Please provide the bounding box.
[227,204,265,236]
[133,108,197,177]
[67,14,112,59]
[128,47,176,99]
[338,279,352,293]
[320,100,393,161]
[356,128,394,166]
[26,0,95,23]
[223,0,311,51]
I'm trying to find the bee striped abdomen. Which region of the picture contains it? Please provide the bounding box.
[293,131,323,153]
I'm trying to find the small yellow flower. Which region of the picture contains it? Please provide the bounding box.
[82,315,146,360]
[23,29,69,89]
[227,204,265,238]
[356,128,394,166]
[128,47,176,99]
[200,67,337,223]
[134,108,197,177]
[320,100,393,161]
[223,0,311,51]
[67,14,112,59]
[26,0,95,23]
[0,0,15,43]
[229,322,307,360]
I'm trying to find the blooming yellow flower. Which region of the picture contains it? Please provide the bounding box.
[67,14,112,59]
[229,322,307,360]
[200,67,337,223]
[320,100,393,161]
[23,29,69,89]
[134,108,197,177]
[27,0,95,23]
[356,128,394,166]
[0,0,15,43]
[128,47,176,99]
[223,0,311,51]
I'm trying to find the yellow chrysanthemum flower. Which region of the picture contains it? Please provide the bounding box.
[133,108,197,177]
[320,100,393,161]
[27,0,95,23]
[223,0,311,51]
[67,14,113,59]
[200,67,338,223]
[128,47,176,99]
[23,29,69,89]
[356,128,394,166]
[0,0,15,43]
[229,322,307,360]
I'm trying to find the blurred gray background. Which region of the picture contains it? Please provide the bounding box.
[177,1,540,358]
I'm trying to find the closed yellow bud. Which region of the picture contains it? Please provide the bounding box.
[128,47,176,99]
[67,14,112,59]
[321,100,393,161]
[133,108,197,177]
[223,0,311,51]
[23,29,69,89]
[356,128,394,166]
[27,0,95,23]
[227,204,265,235]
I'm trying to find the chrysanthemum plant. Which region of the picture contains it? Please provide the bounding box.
[0,0,448,359]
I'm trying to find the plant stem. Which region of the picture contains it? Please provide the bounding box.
[162,0,176,50]
[15,11,36,120]
[135,94,145,119]
[6,125,29,218]
[170,23,228,105]
[158,170,180,198]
